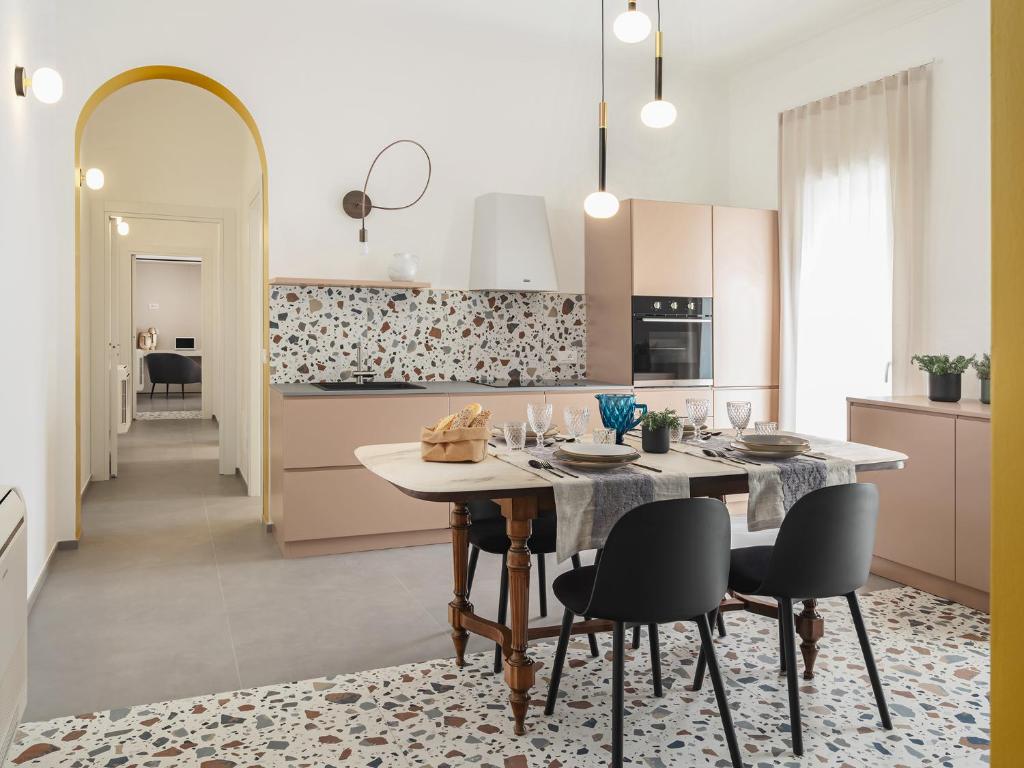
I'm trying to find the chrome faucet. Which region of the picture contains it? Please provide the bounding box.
[352,341,375,384]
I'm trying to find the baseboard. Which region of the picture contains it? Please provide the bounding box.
[274,529,449,558]
[871,556,989,613]
[28,539,79,614]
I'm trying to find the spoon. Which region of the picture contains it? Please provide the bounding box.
[528,458,565,479]
[701,448,747,467]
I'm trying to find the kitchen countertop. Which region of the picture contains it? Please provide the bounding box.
[847,394,991,420]
[271,380,631,397]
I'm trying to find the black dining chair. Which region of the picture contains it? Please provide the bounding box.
[465,500,598,673]
[145,353,202,399]
[692,483,892,757]
[544,497,743,768]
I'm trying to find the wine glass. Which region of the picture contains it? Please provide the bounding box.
[685,398,710,441]
[527,402,553,448]
[563,407,589,442]
[727,400,752,436]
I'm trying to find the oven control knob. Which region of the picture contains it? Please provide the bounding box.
[670,301,678,310]
[688,301,696,311]
[653,301,661,310]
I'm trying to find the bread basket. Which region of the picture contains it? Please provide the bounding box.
[420,425,490,463]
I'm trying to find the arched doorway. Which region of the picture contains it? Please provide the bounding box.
[73,66,270,537]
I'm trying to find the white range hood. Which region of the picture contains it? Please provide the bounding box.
[469,193,558,292]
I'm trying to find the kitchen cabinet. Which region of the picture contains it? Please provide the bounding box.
[636,387,714,427]
[449,393,538,427]
[712,206,779,388]
[631,200,713,297]
[545,390,628,434]
[848,396,990,611]
[955,417,991,592]
[713,387,778,428]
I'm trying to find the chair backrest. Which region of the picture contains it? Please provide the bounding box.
[145,353,201,384]
[468,499,502,522]
[585,497,730,623]
[758,483,879,599]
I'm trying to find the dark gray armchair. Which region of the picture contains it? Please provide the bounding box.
[145,353,202,399]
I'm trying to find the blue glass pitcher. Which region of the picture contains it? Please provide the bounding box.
[595,393,648,445]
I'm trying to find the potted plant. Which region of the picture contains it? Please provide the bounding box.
[911,354,976,403]
[973,353,991,404]
[640,408,680,453]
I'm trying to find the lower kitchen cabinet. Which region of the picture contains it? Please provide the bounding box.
[635,388,714,426]
[546,389,630,434]
[712,387,778,428]
[848,396,990,611]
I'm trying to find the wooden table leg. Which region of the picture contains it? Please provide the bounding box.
[500,497,537,736]
[447,501,472,667]
[795,598,823,680]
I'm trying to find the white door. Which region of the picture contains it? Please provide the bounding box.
[244,187,263,496]
[108,219,122,476]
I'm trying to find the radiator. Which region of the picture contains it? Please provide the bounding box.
[0,488,26,763]
[117,364,131,434]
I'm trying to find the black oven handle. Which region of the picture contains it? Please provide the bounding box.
[638,317,711,323]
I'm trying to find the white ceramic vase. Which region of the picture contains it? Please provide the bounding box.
[388,252,419,282]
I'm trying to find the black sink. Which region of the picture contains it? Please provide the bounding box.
[314,381,427,391]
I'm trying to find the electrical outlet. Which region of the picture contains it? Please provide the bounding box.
[555,350,577,363]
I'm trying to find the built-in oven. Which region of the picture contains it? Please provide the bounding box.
[632,296,713,387]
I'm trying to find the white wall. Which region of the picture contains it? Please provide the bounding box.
[133,261,204,352]
[0,0,69,594]
[724,0,991,396]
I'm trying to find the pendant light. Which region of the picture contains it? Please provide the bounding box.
[613,0,651,44]
[640,0,677,128]
[584,0,620,219]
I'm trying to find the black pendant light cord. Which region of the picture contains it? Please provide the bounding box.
[654,0,663,100]
[598,0,607,191]
[601,0,606,101]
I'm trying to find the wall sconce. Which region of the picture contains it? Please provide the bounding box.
[342,139,432,255]
[79,167,105,190]
[14,66,63,104]
[111,216,129,236]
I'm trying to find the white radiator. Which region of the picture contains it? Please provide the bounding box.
[117,364,131,434]
[0,488,26,763]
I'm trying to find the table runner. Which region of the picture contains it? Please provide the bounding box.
[691,435,856,532]
[494,445,690,561]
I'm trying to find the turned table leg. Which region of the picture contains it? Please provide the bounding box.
[501,497,537,735]
[448,501,472,667]
[795,598,824,680]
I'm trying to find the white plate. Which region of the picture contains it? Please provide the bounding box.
[736,433,809,448]
[552,450,639,469]
[731,440,809,459]
[559,442,639,459]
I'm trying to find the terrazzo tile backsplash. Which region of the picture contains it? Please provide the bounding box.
[269,285,587,384]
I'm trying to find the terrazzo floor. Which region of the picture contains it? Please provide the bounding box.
[8,587,988,767]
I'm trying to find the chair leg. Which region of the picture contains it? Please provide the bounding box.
[537,553,548,618]
[847,592,893,730]
[149,383,155,399]
[780,597,803,756]
[466,546,480,598]
[571,554,600,657]
[696,614,743,768]
[632,624,641,650]
[648,623,663,697]
[181,383,185,399]
[778,609,788,674]
[165,383,170,398]
[716,609,727,637]
[612,621,625,768]
[494,553,508,674]
[544,607,575,715]
[691,607,717,692]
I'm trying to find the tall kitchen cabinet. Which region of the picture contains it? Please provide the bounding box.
[585,200,780,423]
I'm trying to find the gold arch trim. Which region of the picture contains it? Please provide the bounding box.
[74,65,271,536]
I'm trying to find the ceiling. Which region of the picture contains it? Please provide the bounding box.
[647,0,913,69]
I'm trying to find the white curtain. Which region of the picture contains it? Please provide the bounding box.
[778,64,932,437]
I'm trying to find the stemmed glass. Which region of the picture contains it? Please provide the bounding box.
[563,407,589,442]
[685,398,710,442]
[527,402,553,448]
[727,400,752,436]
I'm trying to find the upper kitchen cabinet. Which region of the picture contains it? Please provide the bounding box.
[631,201,713,297]
[712,206,780,388]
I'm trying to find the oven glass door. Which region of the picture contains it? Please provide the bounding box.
[632,317,713,385]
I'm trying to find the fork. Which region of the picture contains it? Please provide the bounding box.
[542,460,580,479]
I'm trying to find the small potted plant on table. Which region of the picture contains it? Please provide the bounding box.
[911,354,976,403]
[640,408,680,454]
[973,353,991,404]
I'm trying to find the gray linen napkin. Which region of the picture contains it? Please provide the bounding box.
[495,445,690,561]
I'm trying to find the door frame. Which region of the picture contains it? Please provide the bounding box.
[75,66,270,536]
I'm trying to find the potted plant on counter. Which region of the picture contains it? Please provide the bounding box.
[973,353,991,404]
[640,408,680,454]
[911,353,976,403]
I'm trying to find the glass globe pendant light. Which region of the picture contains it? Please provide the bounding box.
[640,1,677,128]
[613,0,651,44]
[585,0,620,219]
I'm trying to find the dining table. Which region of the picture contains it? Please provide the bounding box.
[354,433,907,736]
